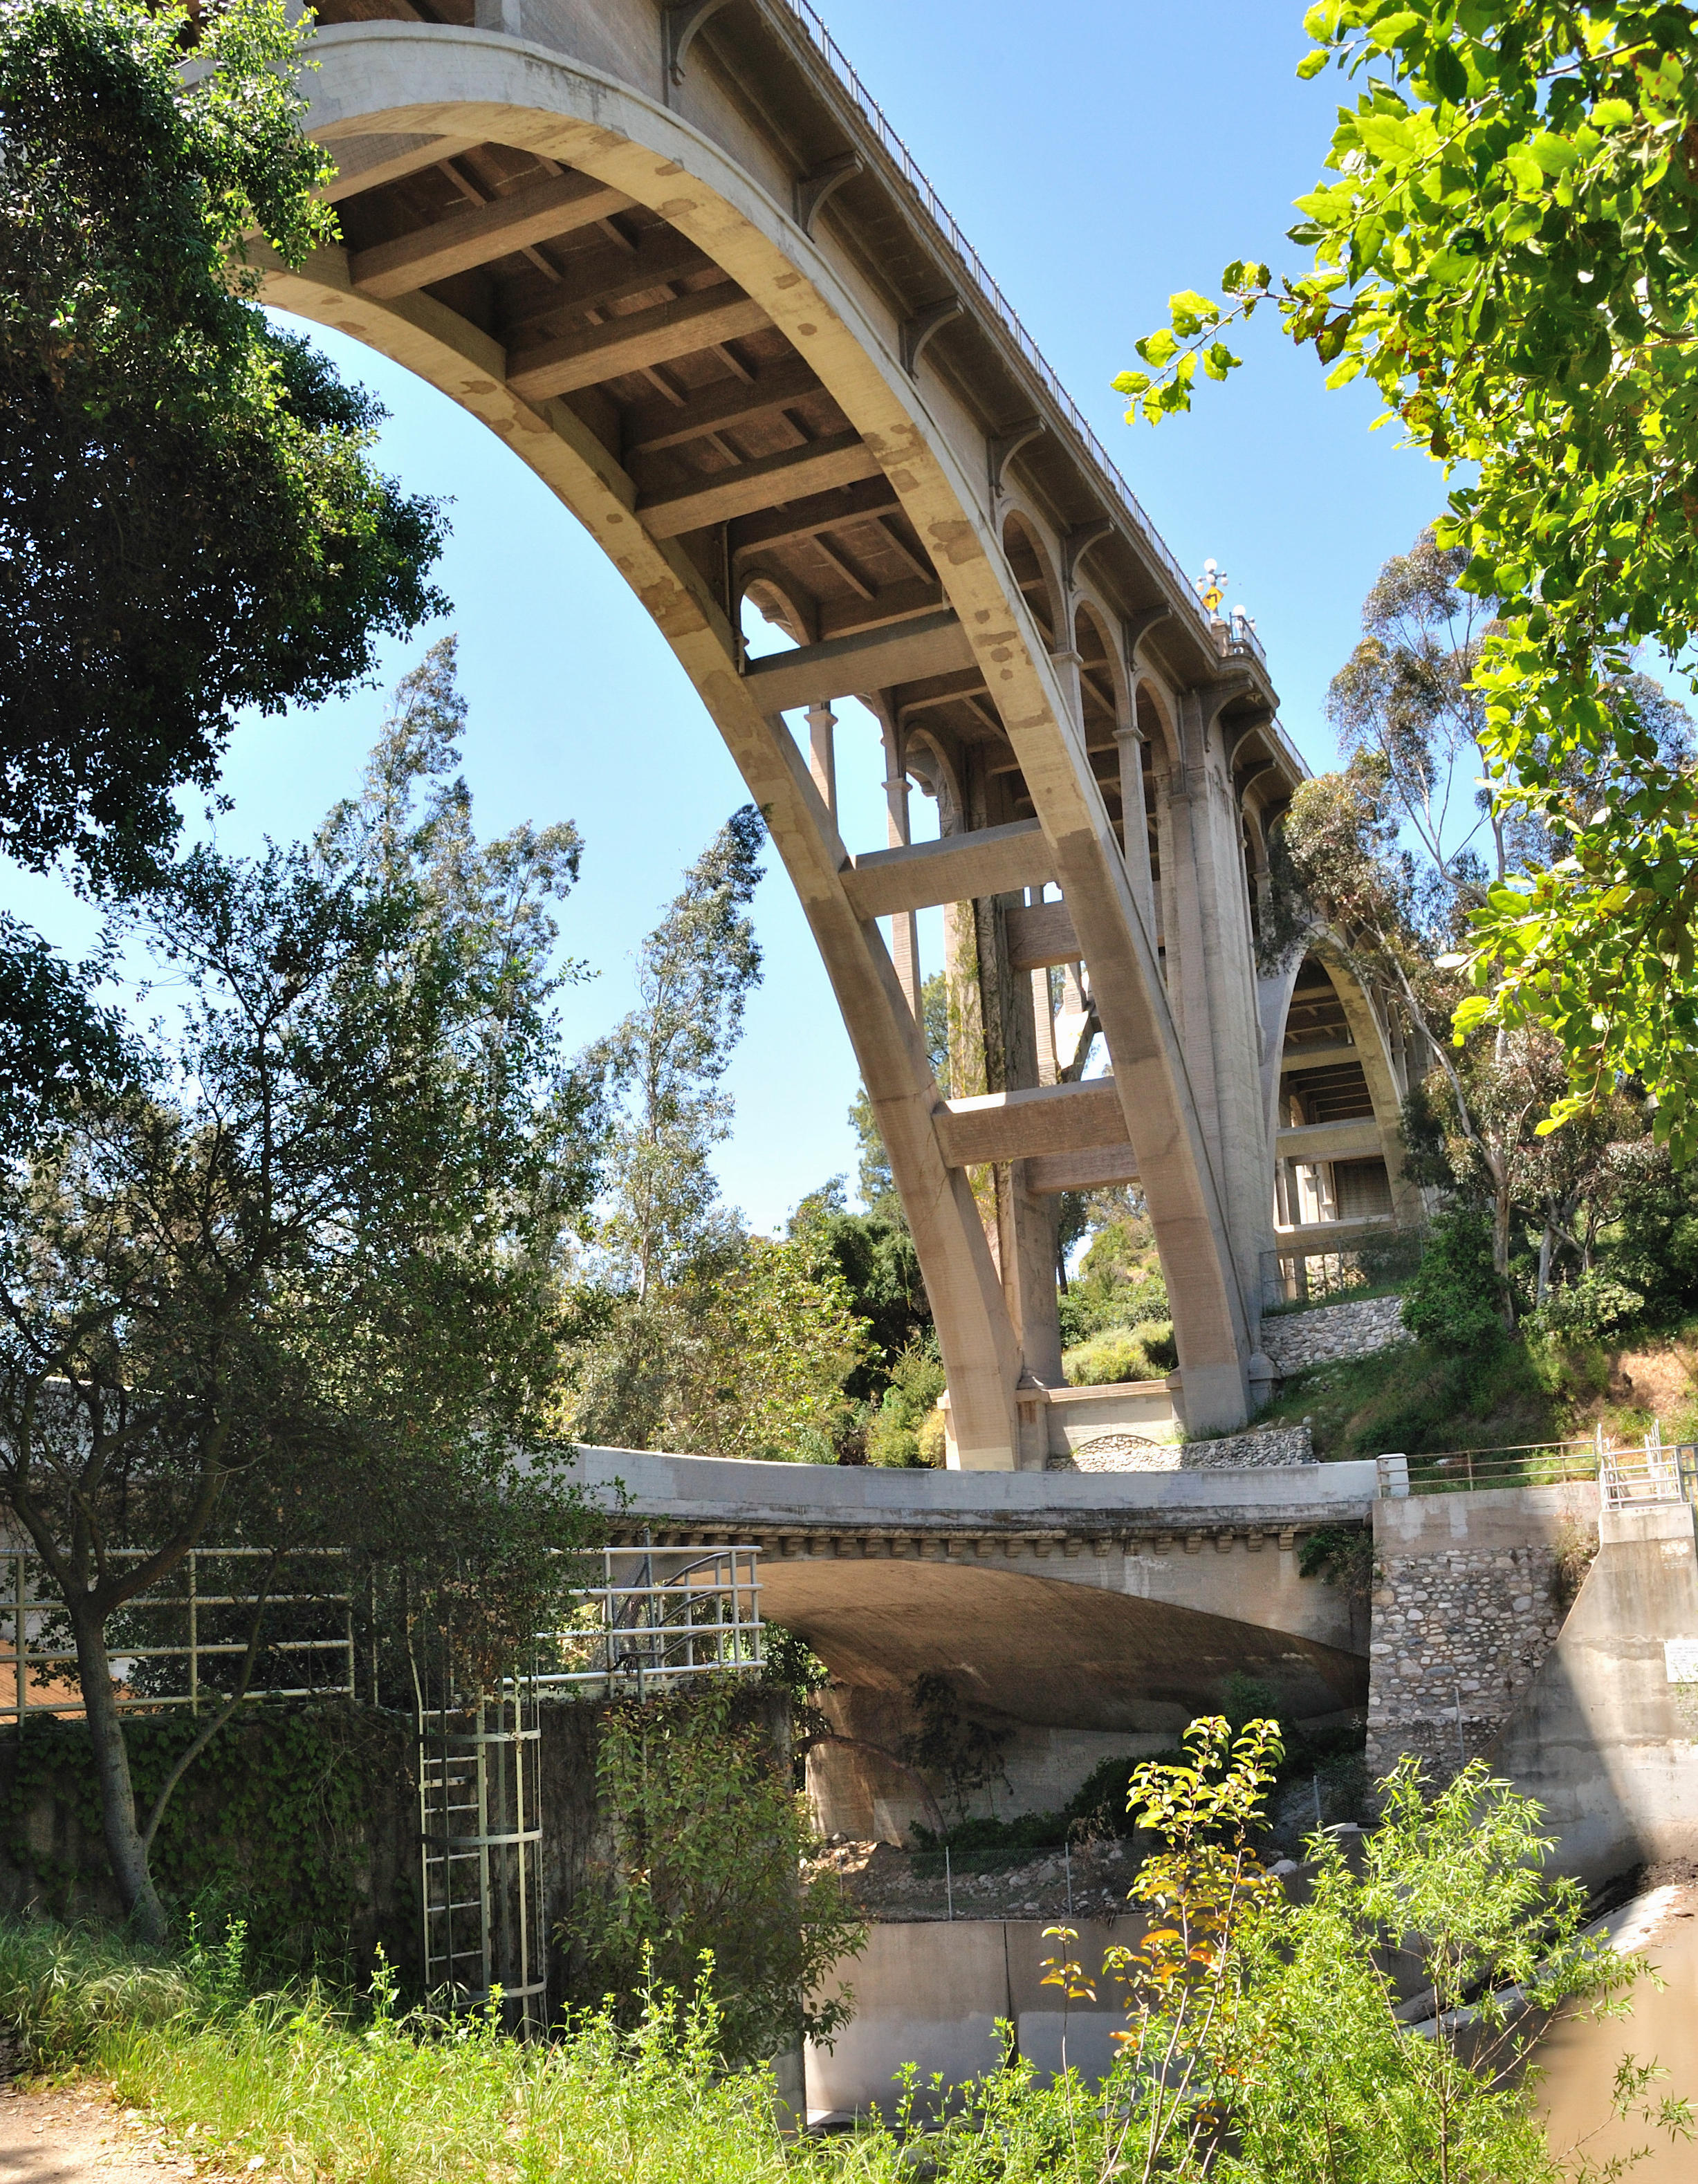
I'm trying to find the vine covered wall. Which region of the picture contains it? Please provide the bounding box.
[0,1704,418,1979]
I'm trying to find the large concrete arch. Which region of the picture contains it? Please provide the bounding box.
[271,11,1273,1450]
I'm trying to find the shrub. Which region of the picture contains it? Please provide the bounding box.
[1400,1210,1505,1350]
[1063,1320,1176,1386]
[865,1338,945,1466]
[1527,1270,1645,1343]
[560,1679,865,2066]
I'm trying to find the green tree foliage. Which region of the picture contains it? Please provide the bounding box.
[1224,1757,1687,2182]
[1273,532,1693,1325]
[0,647,602,1944]
[969,1732,1684,2183]
[0,0,444,1109]
[562,1679,866,2069]
[1058,1197,1170,1349]
[590,811,764,1299]
[863,1338,946,1468]
[1118,3,1698,1156]
[567,819,873,1461]
[788,1181,932,1403]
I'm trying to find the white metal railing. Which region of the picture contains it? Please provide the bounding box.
[0,1547,354,1724]
[418,1675,545,2033]
[1378,1425,1698,1508]
[533,1544,762,1697]
[763,0,1268,674]
[1598,1421,1688,1510]
[414,1543,762,2033]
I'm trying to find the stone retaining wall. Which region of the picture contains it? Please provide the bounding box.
[1366,1483,1596,1787]
[1051,1424,1313,1472]
[1262,1294,1411,1376]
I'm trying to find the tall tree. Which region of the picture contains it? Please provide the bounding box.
[1118,3,1698,1156]
[0,0,445,1110]
[0,648,601,1943]
[589,810,765,1299]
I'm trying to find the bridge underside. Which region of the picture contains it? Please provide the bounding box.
[762,1557,1366,1731]
[264,8,1330,1459]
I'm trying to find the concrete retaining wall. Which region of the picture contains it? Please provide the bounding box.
[806,1916,1138,2120]
[1492,1500,1698,1885]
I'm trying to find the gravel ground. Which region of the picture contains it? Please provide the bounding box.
[810,1836,1141,1923]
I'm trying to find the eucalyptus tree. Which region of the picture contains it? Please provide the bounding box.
[589,809,766,1300]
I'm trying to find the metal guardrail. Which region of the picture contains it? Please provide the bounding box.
[0,1547,354,1725]
[1377,1444,1601,1499]
[764,0,1269,675]
[1378,1428,1698,1506]
[1600,1425,1689,1510]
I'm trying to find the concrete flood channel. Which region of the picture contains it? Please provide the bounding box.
[804,1883,1698,2164]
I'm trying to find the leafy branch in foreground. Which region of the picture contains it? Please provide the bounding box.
[1116,3,1698,1158]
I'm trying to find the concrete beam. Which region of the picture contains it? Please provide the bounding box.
[1006,898,1079,973]
[1026,1143,1140,1194]
[1273,1215,1396,1257]
[317,132,479,202]
[818,582,945,640]
[730,476,901,555]
[622,357,822,453]
[1280,1041,1360,1072]
[570,1443,1381,1532]
[1277,1118,1385,1164]
[938,1078,1129,1167]
[349,169,633,296]
[506,288,770,401]
[842,818,1055,919]
[503,228,710,341]
[742,607,973,716]
[640,432,881,537]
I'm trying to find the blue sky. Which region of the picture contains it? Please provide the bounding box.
[10,1,1442,1232]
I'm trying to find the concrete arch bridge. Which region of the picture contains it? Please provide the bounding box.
[273,0,1425,1461]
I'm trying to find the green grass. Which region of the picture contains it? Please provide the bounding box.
[0,1914,1150,2183]
[0,1917,824,2183]
[1260,1275,1410,1317]
[1254,1335,1569,1460]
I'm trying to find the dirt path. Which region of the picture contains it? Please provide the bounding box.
[0,2084,210,2184]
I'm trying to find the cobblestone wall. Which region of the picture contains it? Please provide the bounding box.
[1366,1485,1596,1787]
[1261,1295,1411,1376]
[1051,1424,1313,1472]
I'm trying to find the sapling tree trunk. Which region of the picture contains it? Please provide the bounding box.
[68,1600,169,1945]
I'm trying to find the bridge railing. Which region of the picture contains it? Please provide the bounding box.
[766,0,1268,674]
[1378,1430,1698,1505]
[531,1544,763,1698]
[0,1546,354,1725]
[1376,1443,1601,1499]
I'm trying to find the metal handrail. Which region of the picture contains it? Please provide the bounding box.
[762,0,1268,673]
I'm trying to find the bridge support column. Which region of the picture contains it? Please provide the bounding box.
[1163,687,1282,1331]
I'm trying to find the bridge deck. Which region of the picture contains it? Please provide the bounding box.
[573,1447,1378,1544]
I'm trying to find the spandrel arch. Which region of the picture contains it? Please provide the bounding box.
[268,17,1264,1446]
